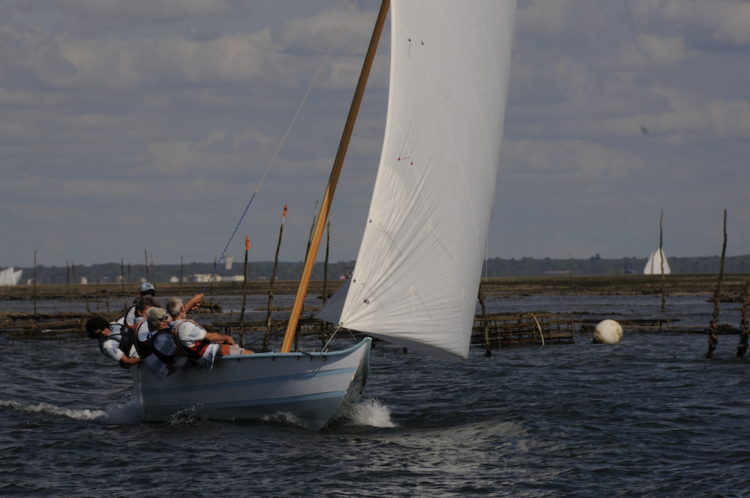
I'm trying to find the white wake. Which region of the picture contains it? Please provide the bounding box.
[0,398,142,425]
[345,398,397,428]
[0,399,104,421]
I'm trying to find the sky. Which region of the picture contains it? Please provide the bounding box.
[1,0,749,268]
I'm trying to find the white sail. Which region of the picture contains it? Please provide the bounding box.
[339,1,516,360]
[315,278,351,325]
[0,267,22,286]
[643,248,671,275]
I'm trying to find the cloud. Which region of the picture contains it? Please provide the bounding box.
[146,128,279,177]
[504,139,645,180]
[707,99,750,138]
[0,25,76,88]
[275,5,375,55]
[516,0,573,37]
[2,4,380,97]
[618,34,687,68]
[35,0,249,22]
[633,0,750,45]
[56,31,278,88]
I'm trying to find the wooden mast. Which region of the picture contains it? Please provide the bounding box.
[281,0,390,352]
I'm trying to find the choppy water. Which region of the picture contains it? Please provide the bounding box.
[2,295,750,496]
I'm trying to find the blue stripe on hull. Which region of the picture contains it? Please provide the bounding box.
[142,366,357,395]
[146,389,346,413]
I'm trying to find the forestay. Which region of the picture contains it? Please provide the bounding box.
[339,0,516,360]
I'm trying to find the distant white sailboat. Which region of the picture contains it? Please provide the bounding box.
[0,267,23,286]
[643,248,670,275]
[135,0,516,428]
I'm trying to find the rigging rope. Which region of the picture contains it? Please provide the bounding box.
[321,325,358,353]
[202,46,334,293]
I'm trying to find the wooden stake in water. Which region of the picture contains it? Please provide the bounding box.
[263,205,287,351]
[478,281,492,357]
[66,259,71,297]
[660,209,666,312]
[179,256,184,296]
[707,209,728,358]
[736,282,749,357]
[33,249,37,320]
[144,249,149,282]
[240,236,250,324]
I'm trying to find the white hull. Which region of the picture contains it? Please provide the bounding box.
[133,338,371,430]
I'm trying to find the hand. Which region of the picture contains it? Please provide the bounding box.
[192,298,204,311]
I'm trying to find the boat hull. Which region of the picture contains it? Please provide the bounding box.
[133,338,371,430]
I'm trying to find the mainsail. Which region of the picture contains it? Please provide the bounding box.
[339,1,516,360]
[643,248,671,275]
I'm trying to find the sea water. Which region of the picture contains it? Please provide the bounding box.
[1,295,749,496]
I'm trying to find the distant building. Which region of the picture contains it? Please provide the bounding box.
[191,273,245,283]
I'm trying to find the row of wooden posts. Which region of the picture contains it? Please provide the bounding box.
[701,210,749,358]
[653,208,749,358]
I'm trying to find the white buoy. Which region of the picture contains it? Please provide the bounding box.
[594,319,623,344]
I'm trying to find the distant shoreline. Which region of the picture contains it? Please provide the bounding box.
[4,255,750,287]
[2,273,748,300]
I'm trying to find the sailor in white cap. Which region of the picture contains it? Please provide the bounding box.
[123,282,157,330]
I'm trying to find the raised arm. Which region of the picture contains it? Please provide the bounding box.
[183,293,205,314]
[204,331,235,345]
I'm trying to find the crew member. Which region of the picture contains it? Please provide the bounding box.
[85,315,141,368]
[140,307,182,378]
[132,296,159,357]
[166,293,205,321]
[167,297,252,369]
[124,282,157,330]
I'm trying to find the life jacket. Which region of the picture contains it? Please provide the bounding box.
[123,303,138,330]
[133,319,153,359]
[150,329,179,367]
[171,319,211,362]
[98,322,136,369]
[138,326,184,378]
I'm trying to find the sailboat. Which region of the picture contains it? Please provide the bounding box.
[0,267,23,286]
[643,248,671,275]
[644,209,670,275]
[134,0,516,429]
